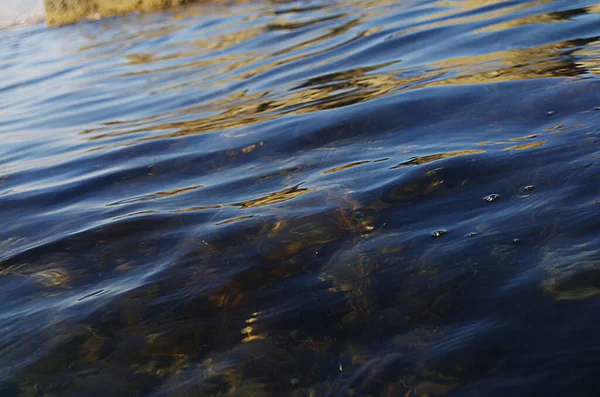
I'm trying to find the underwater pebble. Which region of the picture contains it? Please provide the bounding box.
[432,229,447,238]
[32,268,71,287]
[465,232,478,238]
[483,194,500,202]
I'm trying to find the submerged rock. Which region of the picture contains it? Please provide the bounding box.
[540,249,600,300]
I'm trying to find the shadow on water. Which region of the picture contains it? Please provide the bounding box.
[1,0,600,396]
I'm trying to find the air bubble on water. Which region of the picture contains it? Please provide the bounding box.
[432,229,447,237]
[483,194,500,202]
[465,232,477,238]
[513,238,520,243]
[523,185,534,191]
[547,110,555,116]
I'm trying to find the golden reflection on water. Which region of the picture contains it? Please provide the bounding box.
[81,48,590,150]
[45,0,249,26]
[429,40,587,88]
[136,183,310,215]
[395,0,554,34]
[171,204,223,213]
[576,41,600,76]
[233,184,310,209]
[63,0,600,154]
[391,150,486,168]
[321,160,372,175]
[475,6,579,33]
[108,184,204,206]
[503,140,548,151]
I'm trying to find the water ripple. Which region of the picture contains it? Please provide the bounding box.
[1,0,600,395]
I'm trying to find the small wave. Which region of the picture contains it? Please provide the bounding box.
[1,0,600,395]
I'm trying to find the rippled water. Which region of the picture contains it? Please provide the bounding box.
[1,0,600,395]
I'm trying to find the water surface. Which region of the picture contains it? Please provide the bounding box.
[1,0,600,396]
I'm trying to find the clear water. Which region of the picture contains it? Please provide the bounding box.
[1,1,600,396]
